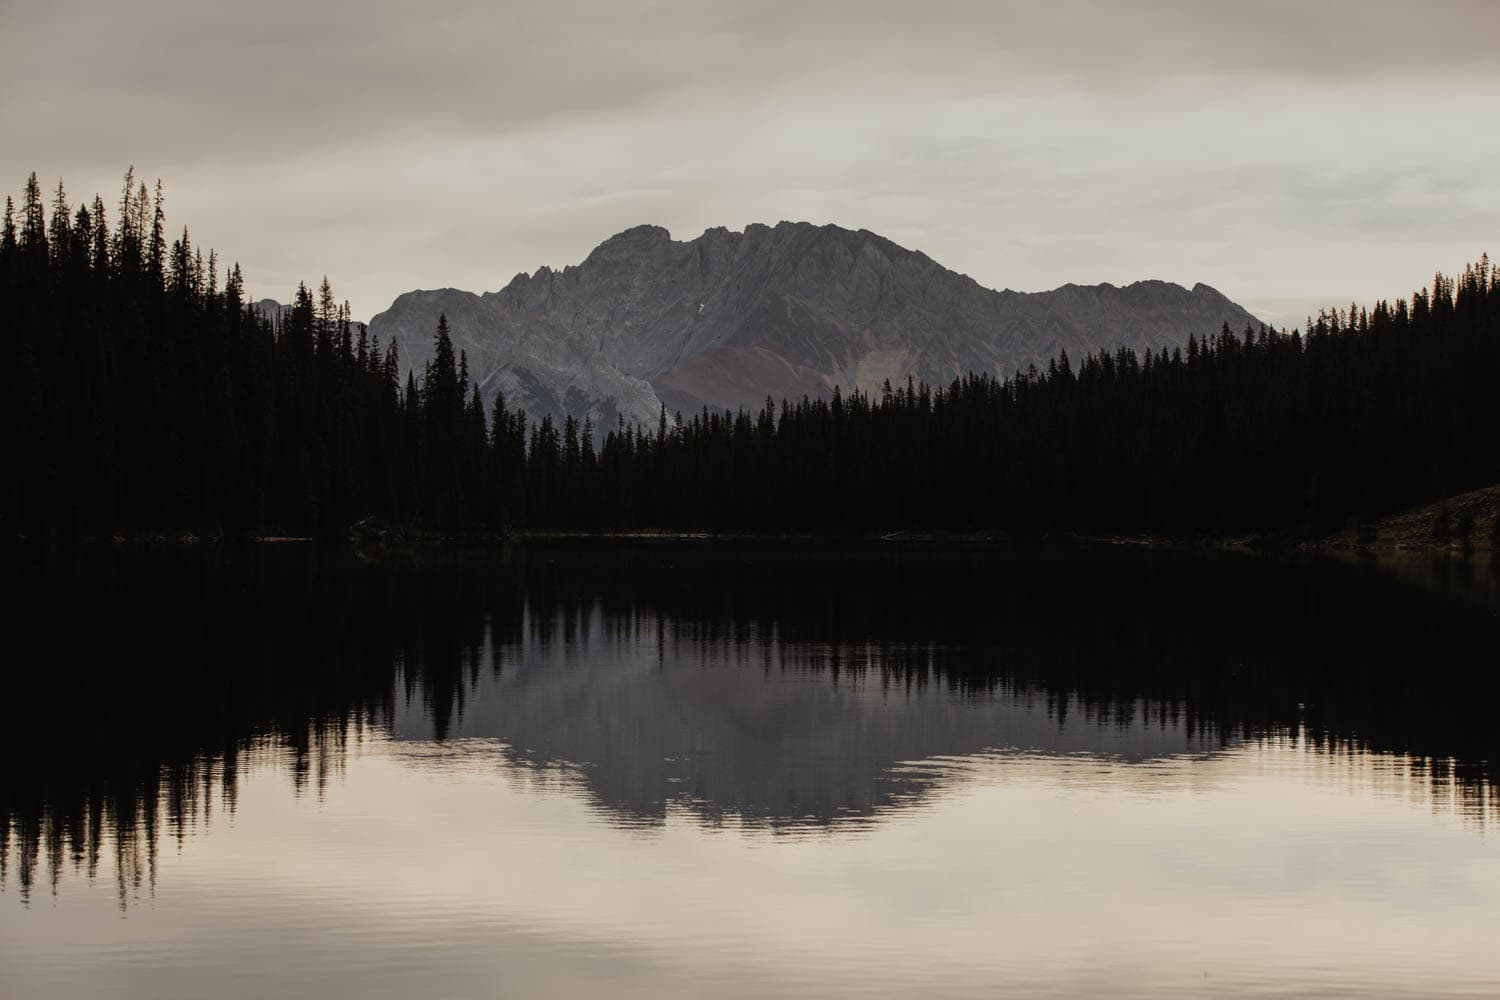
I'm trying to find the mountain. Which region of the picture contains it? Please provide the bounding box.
[367,222,1264,428]
[252,299,366,329]
[252,298,292,324]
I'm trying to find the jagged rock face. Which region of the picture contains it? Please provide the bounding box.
[367,222,1264,428]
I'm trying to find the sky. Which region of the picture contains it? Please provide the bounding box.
[4,0,1498,327]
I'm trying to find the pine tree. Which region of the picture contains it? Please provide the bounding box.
[1,197,16,258]
[48,180,71,270]
[20,172,47,262]
[148,179,165,277]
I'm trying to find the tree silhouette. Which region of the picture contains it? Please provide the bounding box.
[3,169,1498,542]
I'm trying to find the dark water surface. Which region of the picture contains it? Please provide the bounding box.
[3,544,1499,998]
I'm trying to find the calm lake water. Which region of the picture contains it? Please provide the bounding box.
[3,544,1499,999]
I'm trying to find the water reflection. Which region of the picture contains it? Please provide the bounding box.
[2,544,1497,904]
[394,618,1228,830]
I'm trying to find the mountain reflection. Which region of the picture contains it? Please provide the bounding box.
[393,616,1226,829]
[2,544,1497,902]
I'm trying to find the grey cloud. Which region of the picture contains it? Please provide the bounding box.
[2,0,1495,324]
[9,0,1498,154]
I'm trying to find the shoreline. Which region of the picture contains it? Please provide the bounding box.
[10,481,1500,558]
[8,526,1496,559]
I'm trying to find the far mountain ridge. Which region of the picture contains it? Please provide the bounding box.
[367,221,1264,428]
[252,298,367,329]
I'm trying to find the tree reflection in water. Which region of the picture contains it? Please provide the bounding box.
[3,543,1497,904]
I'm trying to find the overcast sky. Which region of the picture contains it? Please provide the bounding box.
[4,0,1497,325]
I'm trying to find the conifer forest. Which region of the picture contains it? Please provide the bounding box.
[5,172,1498,541]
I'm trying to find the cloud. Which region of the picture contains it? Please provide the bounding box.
[3,0,1495,323]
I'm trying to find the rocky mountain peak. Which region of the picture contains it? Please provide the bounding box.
[584,224,674,263]
[368,223,1264,431]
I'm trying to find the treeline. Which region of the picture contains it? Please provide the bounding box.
[5,169,407,537]
[602,268,1500,537]
[4,171,1499,539]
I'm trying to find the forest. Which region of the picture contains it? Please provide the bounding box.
[4,171,1499,541]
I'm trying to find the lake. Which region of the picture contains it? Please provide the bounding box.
[2,543,1498,998]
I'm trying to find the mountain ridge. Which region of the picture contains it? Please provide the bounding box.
[366,221,1265,427]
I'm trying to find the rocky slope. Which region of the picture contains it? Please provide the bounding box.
[367,222,1265,428]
